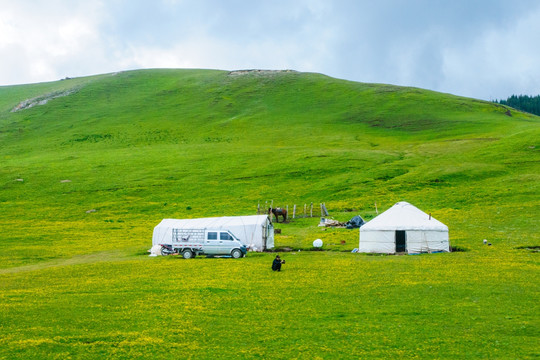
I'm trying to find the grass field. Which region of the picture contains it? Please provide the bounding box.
[0,69,538,359]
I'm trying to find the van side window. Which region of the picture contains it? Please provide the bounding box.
[207,232,218,240]
[220,232,232,240]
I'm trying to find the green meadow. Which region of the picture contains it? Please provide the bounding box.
[0,69,538,359]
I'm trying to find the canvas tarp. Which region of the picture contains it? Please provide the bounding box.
[346,215,365,229]
[152,215,274,251]
[359,202,449,254]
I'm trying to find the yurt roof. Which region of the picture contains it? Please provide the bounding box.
[361,202,448,231]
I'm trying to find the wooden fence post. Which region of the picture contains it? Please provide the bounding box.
[293,204,296,219]
[310,202,313,217]
[304,204,307,218]
[322,203,329,216]
[286,205,289,221]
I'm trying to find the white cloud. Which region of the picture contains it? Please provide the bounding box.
[440,5,540,99]
[0,1,107,84]
[0,0,538,100]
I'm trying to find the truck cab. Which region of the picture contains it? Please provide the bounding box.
[204,230,246,257]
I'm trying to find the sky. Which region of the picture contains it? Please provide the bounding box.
[0,0,539,100]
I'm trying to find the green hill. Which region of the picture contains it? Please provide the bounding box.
[0,69,538,359]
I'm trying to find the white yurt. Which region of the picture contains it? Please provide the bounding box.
[152,215,274,251]
[359,202,449,254]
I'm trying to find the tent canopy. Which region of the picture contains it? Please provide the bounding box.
[152,215,273,251]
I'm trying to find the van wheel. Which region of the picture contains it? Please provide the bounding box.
[182,249,193,259]
[231,249,242,259]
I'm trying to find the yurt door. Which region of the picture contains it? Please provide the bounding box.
[395,231,406,252]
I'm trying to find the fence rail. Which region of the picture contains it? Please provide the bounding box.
[257,201,329,220]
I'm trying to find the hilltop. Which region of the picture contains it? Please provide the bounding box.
[0,69,537,252]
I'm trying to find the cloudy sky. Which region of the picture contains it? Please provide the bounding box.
[1,0,539,100]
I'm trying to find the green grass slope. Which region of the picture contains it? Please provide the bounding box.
[0,69,538,359]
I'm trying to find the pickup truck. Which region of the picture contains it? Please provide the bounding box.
[160,228,247,259]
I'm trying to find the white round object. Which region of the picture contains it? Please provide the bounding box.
[313,239,323,248]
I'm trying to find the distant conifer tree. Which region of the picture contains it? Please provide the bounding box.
[494,94,540,116]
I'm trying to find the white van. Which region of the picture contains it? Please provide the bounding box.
[160,228,247,259]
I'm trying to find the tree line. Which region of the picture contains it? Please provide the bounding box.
[493,94,540,116]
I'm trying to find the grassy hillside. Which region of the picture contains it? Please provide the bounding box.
[0,69,538,359]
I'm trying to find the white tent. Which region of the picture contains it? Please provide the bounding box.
[359,202,449,254]
[152,215,274,251]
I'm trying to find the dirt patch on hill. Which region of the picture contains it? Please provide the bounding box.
[11,88,79,112]
[228,69,297,77]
